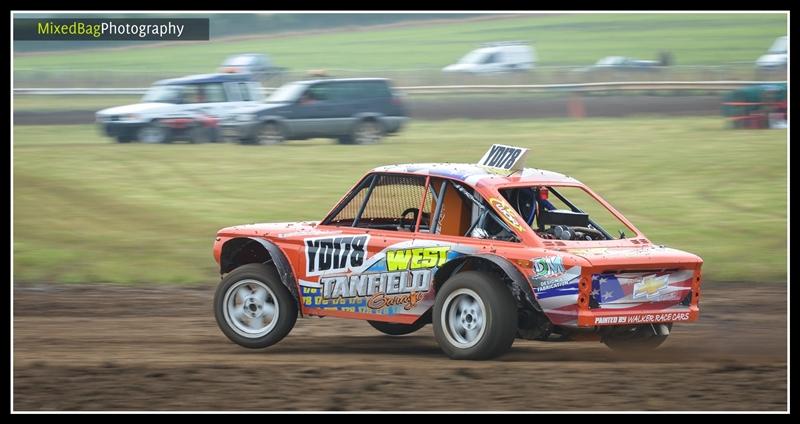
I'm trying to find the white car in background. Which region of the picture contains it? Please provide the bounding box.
[443,41,536,74]
[756,36,787,70]
[95,73,264,143]
[219,53,286,79]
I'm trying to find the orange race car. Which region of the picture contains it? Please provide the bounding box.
[212,145,703,359]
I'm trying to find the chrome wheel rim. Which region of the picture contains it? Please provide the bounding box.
[223,279,279,338]
[441,288,487,349]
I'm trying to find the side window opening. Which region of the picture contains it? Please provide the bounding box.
[423,178,519,243]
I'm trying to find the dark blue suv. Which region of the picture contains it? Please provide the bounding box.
[222,78,408,145]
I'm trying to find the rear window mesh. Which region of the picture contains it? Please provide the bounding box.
[329,175,429,224]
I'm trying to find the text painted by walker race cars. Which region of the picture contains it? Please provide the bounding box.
[594,312,690,325]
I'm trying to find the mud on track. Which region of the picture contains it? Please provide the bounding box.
[13,282,786,411]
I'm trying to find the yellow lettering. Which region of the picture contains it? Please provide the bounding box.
[386,249,413,271]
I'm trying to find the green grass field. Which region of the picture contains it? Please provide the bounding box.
[13,117,786,284]
[14,13,786,78]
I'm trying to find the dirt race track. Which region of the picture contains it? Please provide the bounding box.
[13,281,787,411]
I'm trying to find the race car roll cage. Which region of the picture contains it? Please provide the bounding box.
[322,172,621,242]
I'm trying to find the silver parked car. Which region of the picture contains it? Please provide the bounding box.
[220,53,285,79]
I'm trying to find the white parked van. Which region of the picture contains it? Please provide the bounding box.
[443,42,536,74]
[756,36,787,70]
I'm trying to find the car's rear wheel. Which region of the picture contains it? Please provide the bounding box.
[433,271,518,360]
[214,263,297,349]
[350,120,384,145]
[602,323,672,352]
[255,122,284,145]
[138,123,169,144]
[368,319,427,336]
[188,125,212,144]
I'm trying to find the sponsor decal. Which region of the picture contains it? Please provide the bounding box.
[304,245,451,313]
[305,235,369,277]
[633,274,670,299]
[320,272,430,311]
[489,198,525,232]
[386,246,449,271]
[593,312,690,325]
[593,271,689,304]
[478,144,529,172]
[533,256,564,277]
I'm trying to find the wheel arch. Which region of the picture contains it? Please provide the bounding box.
[352,113,385,128]
[434,254,540,312]
[257,115,290,134]
[220,237,302,316]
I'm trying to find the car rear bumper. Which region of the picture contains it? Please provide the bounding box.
[382,116,408,134]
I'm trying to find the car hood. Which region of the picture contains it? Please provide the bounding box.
[97,103,174,116]
[563,245,703,269]
[756,53,787,67]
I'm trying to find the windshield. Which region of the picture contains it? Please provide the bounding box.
[769,37,787,54]
[266,82,307,103]
[499,185,637,241]
[457,49,490,65]
[141,85,184,103]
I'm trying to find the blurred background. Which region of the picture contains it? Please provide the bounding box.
[12,12,788,411]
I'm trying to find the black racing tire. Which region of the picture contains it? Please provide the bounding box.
[602,323,672,352]
[368,319,427,336]
[214,263,298,349]
[433,271,518,360]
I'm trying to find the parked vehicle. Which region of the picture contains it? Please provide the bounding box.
[442,41,536,74]
[222,78,408,145]
[96,73,264,144]
[212,144,704,360]
[756,36,787,71]
[220,53,286,79]
[722,83,787,129]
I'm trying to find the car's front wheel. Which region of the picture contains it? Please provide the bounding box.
[433,271,518,360]
[115,134,133,143]
[214,263,297,349]
[255,122,285,145]
[349,120,384,145]
[137,123,170,144]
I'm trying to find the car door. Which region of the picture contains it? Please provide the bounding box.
[304,173,433,322]
[186,82,231,121]
[288,82,337,138]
